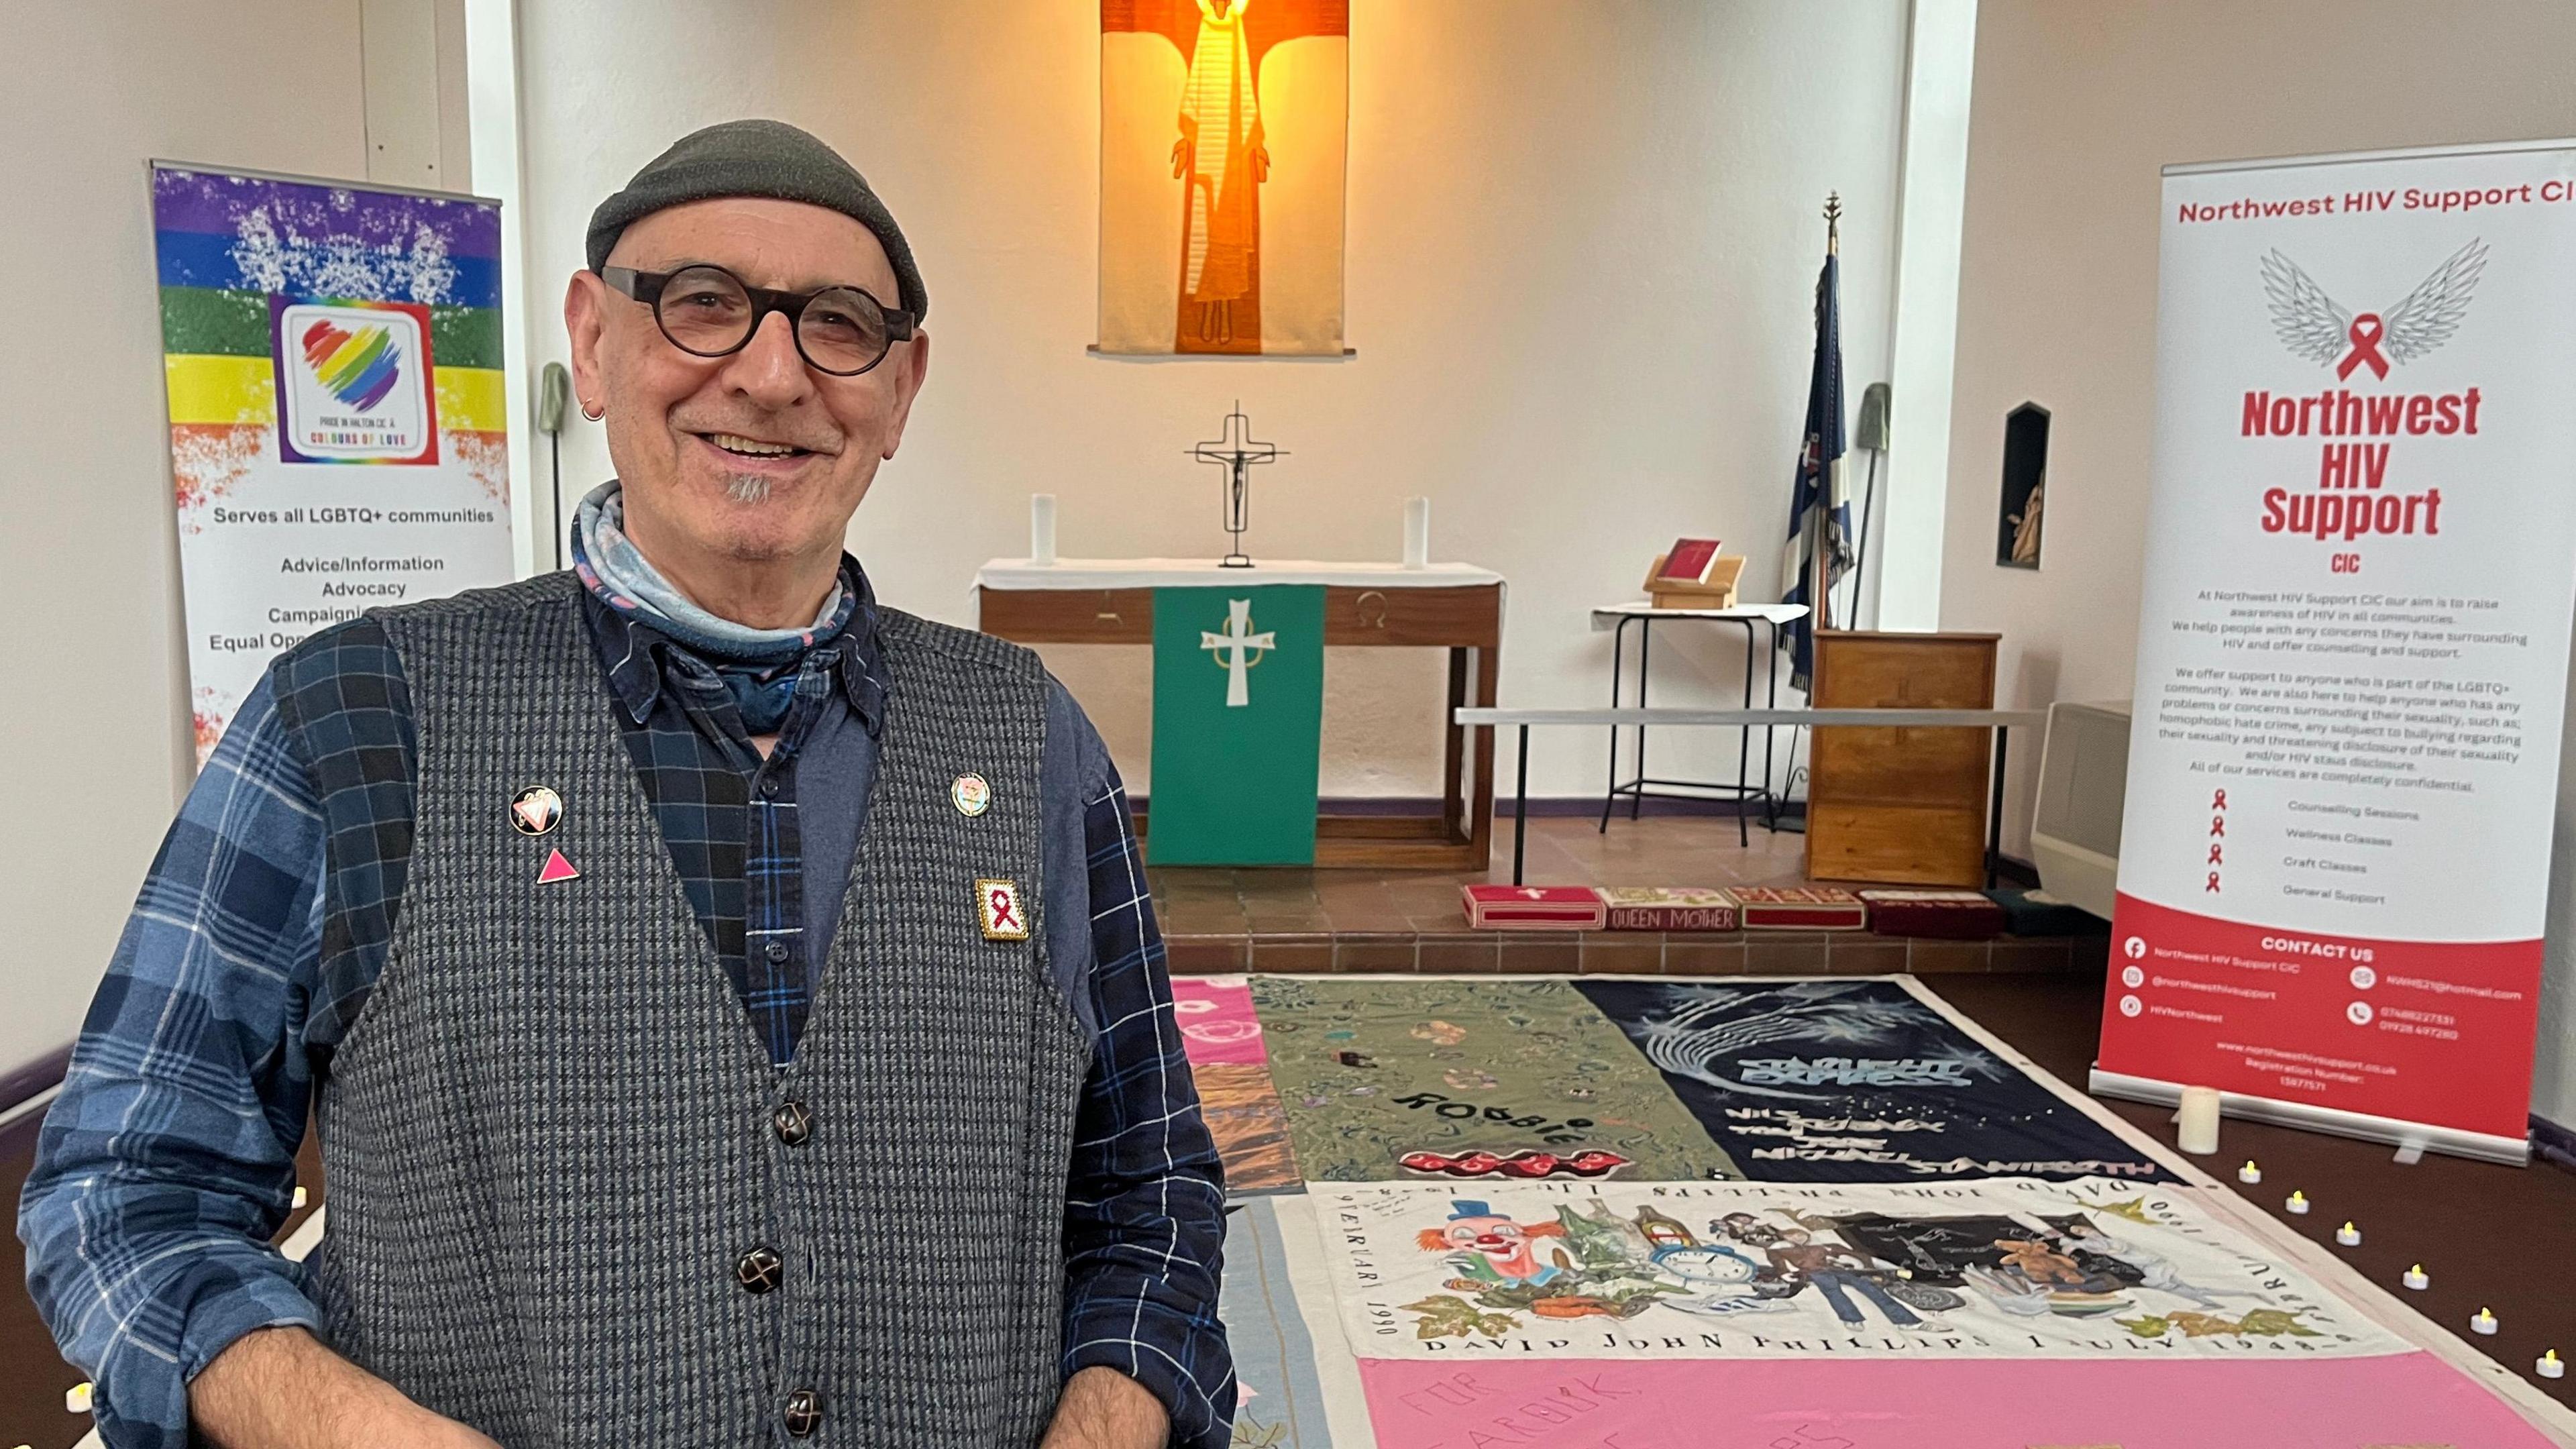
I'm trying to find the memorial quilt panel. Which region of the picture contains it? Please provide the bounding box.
[1574,977,2175,1183]
[1249,976,1741,1183]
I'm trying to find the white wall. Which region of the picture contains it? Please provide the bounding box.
[515,0,1909,802]
[1941,0,2576,1126]
[0,1,464,1081]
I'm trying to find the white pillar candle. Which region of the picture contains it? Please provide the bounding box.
[1030,493,1058,566]
[2176,1085,2222,1155]
[1403,496,1431,568]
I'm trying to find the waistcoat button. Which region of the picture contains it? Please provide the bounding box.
[783,1389,824,1436]
[735,1245,784,1294]
[772,1100,812,1146]
[765,939,790,963]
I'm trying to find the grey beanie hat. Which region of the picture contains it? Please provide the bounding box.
[586,118,927,321]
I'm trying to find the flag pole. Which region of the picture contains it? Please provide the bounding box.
[1814,194,1841,637]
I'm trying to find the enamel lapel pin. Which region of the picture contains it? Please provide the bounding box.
[512,786,578,883]
[977,878,1029,941]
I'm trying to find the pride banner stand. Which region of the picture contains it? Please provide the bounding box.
[2096,138,2576,1165]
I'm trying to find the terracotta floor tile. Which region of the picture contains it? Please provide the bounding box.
[1163,936,1246,972]
[1907,940,1992,973]
[1497,938,1580,974]
[1577,938,1663,976]
[1248,941,1335,973]
[1664,941,1750,975]
[1825,940,1910,975]
[1417,937,1500,974]
[1334,935,1419,973]
[1746,938,1829,973]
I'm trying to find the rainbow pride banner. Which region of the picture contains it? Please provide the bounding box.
[152,164,515,759]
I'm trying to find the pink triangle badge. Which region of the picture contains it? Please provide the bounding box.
[537,848,581,884]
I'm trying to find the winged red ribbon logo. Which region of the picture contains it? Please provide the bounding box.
[2261,239,2487,380]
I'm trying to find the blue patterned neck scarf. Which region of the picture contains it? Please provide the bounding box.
[570,481,857,733]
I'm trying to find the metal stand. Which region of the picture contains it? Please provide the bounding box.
[1599,613,1786,847]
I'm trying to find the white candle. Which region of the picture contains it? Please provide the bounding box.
[2176,1086,2222,1155]
[2472,1308,2499,1336]
[2402,1265,2428,1291]
[2334,1222,2361,1247]
[1030,493,1059,566]
[2540,1350,2565,1380]
[2285,1191,2310,1215]
[2237,1160,2262,1185]
[1403,496,1431,569]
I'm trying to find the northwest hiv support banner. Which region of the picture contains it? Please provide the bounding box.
[1147,585,1324,863]
[153,164,513,761]
[2098,140,2576,1161]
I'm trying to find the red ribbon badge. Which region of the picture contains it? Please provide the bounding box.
[2338,314,2390,381]
[989,886,1022,933]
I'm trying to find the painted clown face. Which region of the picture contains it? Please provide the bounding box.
[1440,1215,1550,1281]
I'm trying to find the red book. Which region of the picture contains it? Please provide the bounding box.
[1731,885,1868,930]
[1653,537,1724,586]
[1597,886,1740,932]
[1857,889,2006,940]
[1460,885,1607,930]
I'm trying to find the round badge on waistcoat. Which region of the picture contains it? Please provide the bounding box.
[951,773,992,817]
[509,785,563,836]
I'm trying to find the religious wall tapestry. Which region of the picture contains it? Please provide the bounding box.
[1099,0,1349,356]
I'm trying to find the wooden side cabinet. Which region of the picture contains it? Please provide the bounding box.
[1805,631,2000,886]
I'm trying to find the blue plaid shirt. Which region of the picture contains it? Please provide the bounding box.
[19,570,1232,1449]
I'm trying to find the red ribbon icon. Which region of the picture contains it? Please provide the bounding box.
[2206,872,2222,893]
[989,887,1022,932]
[2338,314,2390,380]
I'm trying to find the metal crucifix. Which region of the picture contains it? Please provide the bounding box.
[1189,401,1285,568]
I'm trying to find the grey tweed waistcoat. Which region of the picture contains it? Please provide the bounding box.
[304,574,1091,1448]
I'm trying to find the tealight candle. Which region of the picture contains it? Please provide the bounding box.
[65,1382,92,1414]
[2402,1265,2428,1291]
[2237,1160,2262,1185]
[2539,1349,2565,1380]
[2472,1308,2500,1336]
[2334,1221,2361,1247]
[2285,1190,2310,1215]
[292,1185,308,1210]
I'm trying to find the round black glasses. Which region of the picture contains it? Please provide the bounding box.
[599,263,916,377]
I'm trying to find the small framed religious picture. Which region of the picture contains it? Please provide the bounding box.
[1996,401,2049,569]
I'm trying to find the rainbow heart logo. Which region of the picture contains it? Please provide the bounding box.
[299,317,404,412]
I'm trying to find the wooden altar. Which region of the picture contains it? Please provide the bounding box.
[975,558,1503,870]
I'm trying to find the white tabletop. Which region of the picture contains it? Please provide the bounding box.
[978,557,1506,590]
[1589,600,1809,630]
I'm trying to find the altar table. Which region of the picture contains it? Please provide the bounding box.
[975,558,1504,869]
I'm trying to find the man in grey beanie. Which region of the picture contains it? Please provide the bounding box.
[22,120,1232,1449]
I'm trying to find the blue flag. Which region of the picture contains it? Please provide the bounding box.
[1780,251,1851,691]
